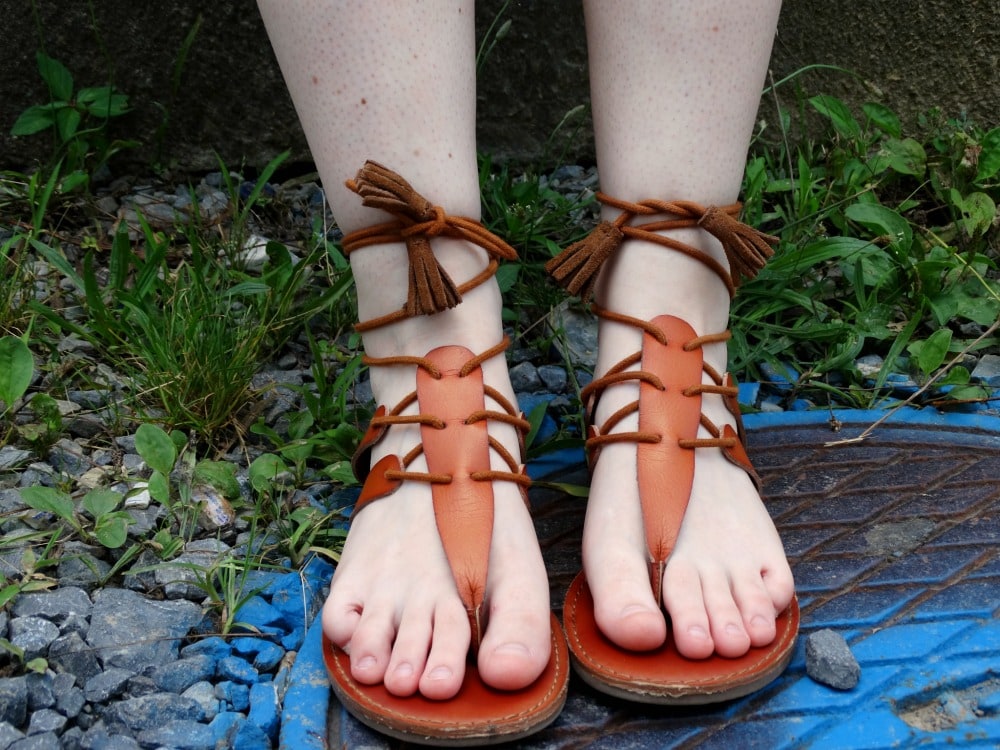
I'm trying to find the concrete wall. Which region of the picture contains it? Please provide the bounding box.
[1,1,996,174]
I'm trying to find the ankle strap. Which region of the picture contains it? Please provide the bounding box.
[545,192,778,301]
[342,161,518,332]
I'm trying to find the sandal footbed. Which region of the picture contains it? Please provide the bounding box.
[564,573,798,705]
[324,612,569,746]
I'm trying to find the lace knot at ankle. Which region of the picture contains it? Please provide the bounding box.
[343,160,519,326]
[545,193,778,301]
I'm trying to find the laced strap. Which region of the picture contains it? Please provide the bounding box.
[583,306,740,458]
[355,337,531,490]
[545,193,778,301]
[343,161,518,331]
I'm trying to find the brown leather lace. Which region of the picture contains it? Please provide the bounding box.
[361,336,532,490]
[545,193,778,302]
[342,161,518,332]
[582,306,739,462]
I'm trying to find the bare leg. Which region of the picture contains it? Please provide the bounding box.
[258,0,551,698]
[581,0,795,658]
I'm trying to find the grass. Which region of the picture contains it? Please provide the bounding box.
[1,65,998,639]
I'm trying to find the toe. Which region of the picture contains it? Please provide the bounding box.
[322,587,362,649]
[347,605,397,685]
[478,609,551,691]
[383,606,432,697]
[733,573,779,647]
[590,556,666,652]
[662,562,714,659]
[701,571,751,658]
[419,599,471,700]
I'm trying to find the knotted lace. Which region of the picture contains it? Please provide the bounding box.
[545,193,778,302]
[342,161,518,332]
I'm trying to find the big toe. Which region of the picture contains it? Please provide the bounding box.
[478,612,552,691]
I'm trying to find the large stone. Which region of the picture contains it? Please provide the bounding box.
[2,2,997,173]
[101,693,204,734]
[85,589,201,672]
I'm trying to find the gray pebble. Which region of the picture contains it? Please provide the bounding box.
[24,671,55,710]
[537,364,569,393]
[509,361,543,393]
[84,668,134,703]
[13,587,92,624]
[135,719,215,750]
[9,616,60,661]
[0,722,25,745]
[26,708,66,736]
[805,628,861,690]
[0,677,28,726]
[47,632,102,683]
[9,731,61,749]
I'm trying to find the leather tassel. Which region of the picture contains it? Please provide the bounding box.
[349,161,462,315]
[698,206,778,284]
[405,235,461,316]
[348,160,434,221]
[545,221,624,302]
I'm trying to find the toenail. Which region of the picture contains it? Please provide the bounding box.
[688,625,709,640]
[393,662,414,677]
[751,614,770,629]
[356,655,376,670]
[620,603,654,619]
[427,665,453,680]
[494,642,530,658]
[726,623,744,636]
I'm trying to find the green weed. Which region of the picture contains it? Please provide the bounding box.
[735,85,999,407]
[11,52,135,192]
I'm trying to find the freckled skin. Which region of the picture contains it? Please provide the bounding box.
[257,0,792,700]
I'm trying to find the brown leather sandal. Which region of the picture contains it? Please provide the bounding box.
[547,193,799,704]
[323,162,569,745]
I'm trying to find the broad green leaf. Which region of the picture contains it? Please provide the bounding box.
[524,401,548,449]
[844,202,912,253]
[809,95,861,139]
[134,424,177,475]
[36,52,73,101]
[883,138,926,177]
[95,515,130,548]
[20,487,75,524]
[82,489,121,518]
[0,336,33,408]
[975,127,1000,182]
[148,470,170,504]
[957,191,996,237]
[495,262,519,294]
[322,460,358,487]
[54,107,80,143]
[863,102,901,138]
[908,328,952,375]
[248,453,288,492]
[10,105,56,136]
[946,385,991,402]
[937,366,970,386]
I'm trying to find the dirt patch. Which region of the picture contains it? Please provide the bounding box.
[896,677,1000,732]
[864,518,936,556]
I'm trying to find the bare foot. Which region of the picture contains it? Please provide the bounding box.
[582,233,795,660]
[322,281,552,699]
